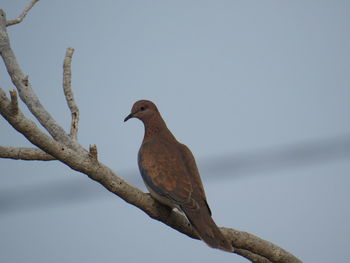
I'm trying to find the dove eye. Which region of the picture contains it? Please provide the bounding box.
[140,106,145,111]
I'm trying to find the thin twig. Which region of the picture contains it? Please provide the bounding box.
[6,0,39,26]
[63,47,79,140]
[0,146,55,161]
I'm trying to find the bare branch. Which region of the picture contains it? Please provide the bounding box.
[0,146,54,161]
[0,10,82,152]
[6,0,39,26]
[63,47,79,139]
[0,7,302,263]
[0,88,302,263]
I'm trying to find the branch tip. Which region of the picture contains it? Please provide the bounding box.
[63,47,79,140]
[0,146,55,161]
[6,0,39,26]
[66,47,75,55]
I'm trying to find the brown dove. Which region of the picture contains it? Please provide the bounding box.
[124,100,232,251]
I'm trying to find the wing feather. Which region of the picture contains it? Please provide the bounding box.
[138,138,193,205]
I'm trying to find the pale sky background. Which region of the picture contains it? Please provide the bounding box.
[1,1,350,262]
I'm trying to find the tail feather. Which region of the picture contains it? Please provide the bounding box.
[183,207,233,252]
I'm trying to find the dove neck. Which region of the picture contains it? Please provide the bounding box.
[142,115,176,141]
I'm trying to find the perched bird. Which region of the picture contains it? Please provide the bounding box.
[124,100,232,251]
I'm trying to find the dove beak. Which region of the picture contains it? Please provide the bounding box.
[124,112,134,122]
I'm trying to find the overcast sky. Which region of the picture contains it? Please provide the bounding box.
[1,1,350,262]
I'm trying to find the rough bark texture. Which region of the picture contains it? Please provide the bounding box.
[0,5,302,263]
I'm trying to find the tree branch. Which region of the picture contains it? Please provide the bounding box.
[63,47,79,140]
[0,88,301,263]
[0,145,55,161]
[6,0,39,26]
[0,9,82,152]
[0,6,302,263]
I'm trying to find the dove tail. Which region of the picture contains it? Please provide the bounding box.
[183,207,233,252]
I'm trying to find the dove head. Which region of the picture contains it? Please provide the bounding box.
[124,100,174,140]
[124,100,160,123]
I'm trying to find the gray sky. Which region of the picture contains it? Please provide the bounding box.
[1,1,350,262]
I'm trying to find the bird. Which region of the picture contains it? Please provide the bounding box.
[124,100,232,251]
